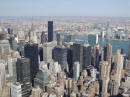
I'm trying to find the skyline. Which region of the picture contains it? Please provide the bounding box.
[0,0,130,17]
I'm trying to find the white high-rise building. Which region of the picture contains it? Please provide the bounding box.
[8,57,17,81]
[73,62,80,81]
[43,41,56,62]
[10,82,22,97]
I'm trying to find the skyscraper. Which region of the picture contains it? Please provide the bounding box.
[83,44,92,69]
[73,62,80,81]
[41,31,47,44]
[16,58,32,97]
[43,41,57,62]
[0,40,10,60]
[71,43,83,71]
[88,34,98,46]
[48,21,53,42]
[24,43,39,86]
[53,46,68,71]
[103,44,112,65]
[99,61,110,97]
[56,32,62,46]
[8,57,17,81]
[91,45,101,70]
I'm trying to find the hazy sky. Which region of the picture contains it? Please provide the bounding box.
[0,0,130,17]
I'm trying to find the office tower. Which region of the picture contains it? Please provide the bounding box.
[10,82,22,97]
[99,61,110,97]
[53,46,68,71]
[103,44,112,65]
[88,34,98,46]
[0,62,6,97]
[16,58,32,97]
[43,41,56,62]
[73,62,80,81]
[9,36,18,51]
[64,34,74,43]
[71,43,83,71]
[108,80,118,96]
[48,21,53,42]
[24,43,39,86]
[0,40,10,60]
[67,48,73,76]
[99,61,110,82]
[34,70,49,91]
[18,40,25,56]
[8,57,17,81]
[56,32,62,46]
[41,31,47,44]
[91,45,100,70]
[112,50,124,90]
[83,44,92,69]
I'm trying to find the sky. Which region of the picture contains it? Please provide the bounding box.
[0,0,130,17]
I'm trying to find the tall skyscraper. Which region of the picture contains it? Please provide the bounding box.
[103,44,112,65]
[0,40,10,60]
[73,62,80,81]
[16,58,32,97]
[48,21,53,42]
[53,46,68,71]
[41,31,47,44]
[88,34,98,46]
[24,43,39,86]
[83,44,92,69]
[111,50,124,92]
[56,32,62,46]
[43,41,56,62]
[108,80,118,96]
[71,43,83,71]
[91,45,101,70]
[99,61,110,97]
[8,57,17,81]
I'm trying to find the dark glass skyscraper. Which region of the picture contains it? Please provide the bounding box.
[53,46,68,71]
[16,57,32,97]
[48,21,53,42]
[103,44,112,65]
[71,43,83,71]
[24,43,39,86]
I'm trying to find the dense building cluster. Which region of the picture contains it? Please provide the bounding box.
[0,19,130,97]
